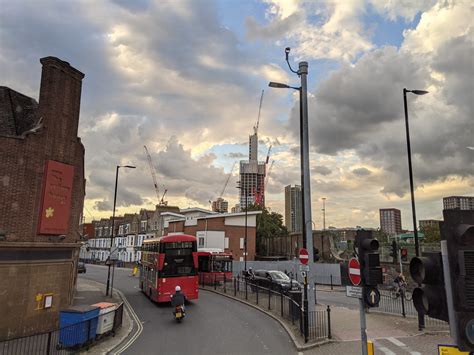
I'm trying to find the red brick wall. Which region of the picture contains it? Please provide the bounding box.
[165,217,257,261]
[0,57,85,243]
[0,57,85,339]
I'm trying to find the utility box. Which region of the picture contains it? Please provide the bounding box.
[59,305,100,348]
[92,302,117,335]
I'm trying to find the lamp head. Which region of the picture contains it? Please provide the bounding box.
[411,90,429,95]
[268,82,290,89]
[123,165,136,169]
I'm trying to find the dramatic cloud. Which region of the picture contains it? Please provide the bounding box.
[352,168,372,177]
[313,166,332,176]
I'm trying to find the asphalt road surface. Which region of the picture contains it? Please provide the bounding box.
[81,265,296,355]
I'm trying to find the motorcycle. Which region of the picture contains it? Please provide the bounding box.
[174,305,185,322]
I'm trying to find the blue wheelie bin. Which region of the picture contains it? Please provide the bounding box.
[59,305,100,348]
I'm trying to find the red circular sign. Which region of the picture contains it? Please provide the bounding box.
[348,258,361,286]
[299,248,309,265]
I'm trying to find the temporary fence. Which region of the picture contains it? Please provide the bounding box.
[0,303,123,355]
[200,273,331,343]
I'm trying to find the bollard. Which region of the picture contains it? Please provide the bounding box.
[214,274,217,290]
[401,290,406,317]
[245,278,248,300]
[224,274,226,293]
[327,305,332,339]
[280,289,284,317]
[268,287,271,310]
[330,274,333,290]
[234,277,237,297]
[256,285,259,305]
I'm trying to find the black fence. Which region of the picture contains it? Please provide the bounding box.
[373,290,448,329]
[199,274,330,343]
[0,304,123,355]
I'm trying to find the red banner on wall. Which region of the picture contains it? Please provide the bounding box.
[38,160,75,235]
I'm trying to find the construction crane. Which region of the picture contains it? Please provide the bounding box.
[219,161,237,198]
[160,189,168,206]
[253,90,264,134]
[265,145,272,164]
[143,145,166,206]
[265,160,275,186]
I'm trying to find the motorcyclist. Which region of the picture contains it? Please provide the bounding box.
[171,285,186,310]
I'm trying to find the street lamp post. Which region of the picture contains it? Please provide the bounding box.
[322,197,326,260]
[106,164,136,297]
[403,88,428,332]
[245,187,248,271]
[268,47,315,343]
[403,88,428,257]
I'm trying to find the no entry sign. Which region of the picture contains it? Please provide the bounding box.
[299,248,309,265]
[348,258,361,286]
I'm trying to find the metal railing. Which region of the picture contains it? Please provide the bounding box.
[373,290,448,329]
[200,274,331,343]
[0,304,123,355]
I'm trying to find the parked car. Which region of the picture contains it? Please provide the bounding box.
[250,270,301,293]
[77,262,86,274]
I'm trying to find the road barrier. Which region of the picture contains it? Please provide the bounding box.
[200,274,331,343]
[0,304,123,355]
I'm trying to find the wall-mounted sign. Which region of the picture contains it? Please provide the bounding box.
[43,294,53,309]
[38,160,75,235]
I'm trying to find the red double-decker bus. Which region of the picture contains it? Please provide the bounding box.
[197,249,233,285]
[140,234,199,303]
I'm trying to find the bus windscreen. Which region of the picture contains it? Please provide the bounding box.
[160,241,197,277]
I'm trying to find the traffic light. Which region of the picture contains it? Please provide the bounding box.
[410,252,448,321]
[313,247,320,262]
[401,248,408,262]
[355,230,383,286]
[389,241,398,263]
[442,209,474,352]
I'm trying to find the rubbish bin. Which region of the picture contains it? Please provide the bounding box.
[59,305,100,348]
[92,302,117,336]
[287,290,302,321]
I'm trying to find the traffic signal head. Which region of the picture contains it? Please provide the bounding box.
[410,252,448,321]
[313,247,320,262]
[401,248,408,262]
[390,241,398,259]
[355,230,383,286]
[442,210,474,351]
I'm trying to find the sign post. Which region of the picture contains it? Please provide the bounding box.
[347,257,368,355]
[299,248,309,343]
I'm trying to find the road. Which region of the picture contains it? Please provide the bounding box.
[81,265,296,355]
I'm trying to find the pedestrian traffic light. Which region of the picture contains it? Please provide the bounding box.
[410,251,448,321]
[389,241,398,263]
[313,247,320,262]
[355,230,383,286]
[441,209,474,352]
[401,248,408,262]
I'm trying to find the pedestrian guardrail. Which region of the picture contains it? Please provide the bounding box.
[373,290,448,329]
[0,303,123,355]
[200,274,331,343]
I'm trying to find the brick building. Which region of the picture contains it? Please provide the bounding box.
[0,57,86,339]
[379,208,402,235]
[164,211,260,261]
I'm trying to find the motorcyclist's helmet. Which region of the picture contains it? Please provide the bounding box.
[175,286,181,292]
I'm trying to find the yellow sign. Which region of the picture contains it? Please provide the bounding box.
[367,341,374,355]
[438,345,470,355]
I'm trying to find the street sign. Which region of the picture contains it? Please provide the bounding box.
[348,258,361,286]
[110,246,119,261]
[299,248,309,265]
[299,264,309,272]
[346,286,362,298]
[438,344,470,354]
[364,286,380,307]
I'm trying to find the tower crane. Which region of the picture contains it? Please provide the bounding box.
[219,161,237,198]
[265,160,275,186]
[253,90,264,134]
[143,145,167,206]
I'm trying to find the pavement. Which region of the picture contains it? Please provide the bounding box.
[74,275,135,354]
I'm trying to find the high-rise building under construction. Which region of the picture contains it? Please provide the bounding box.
[239,132,266,208]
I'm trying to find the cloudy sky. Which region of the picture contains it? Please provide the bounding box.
[1,0,472,229]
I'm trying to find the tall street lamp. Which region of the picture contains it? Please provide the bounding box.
[237,184,249,271]
[268,47,315,343]
[321,197,326,260]
[106,164,136,297]
[403,88,428,258]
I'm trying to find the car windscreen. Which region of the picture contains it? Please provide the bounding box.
[269,271,290,281]
[160,241,197,277]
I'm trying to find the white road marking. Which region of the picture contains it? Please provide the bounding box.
[387,337,421,355]
[349,268,360,275]
[374,340,396,355]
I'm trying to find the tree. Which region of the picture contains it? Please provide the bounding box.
[244,204,289,255]
[420,224,441,243]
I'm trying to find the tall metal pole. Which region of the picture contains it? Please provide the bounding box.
[359,298,369,355]
[106,165,119,296]
[245,187,248,271]
[403,88,420,257]
[322,197,326,260]
[300,61,315,308]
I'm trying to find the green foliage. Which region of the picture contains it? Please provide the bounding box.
[244,204,289,254]
[420,224,441,243]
